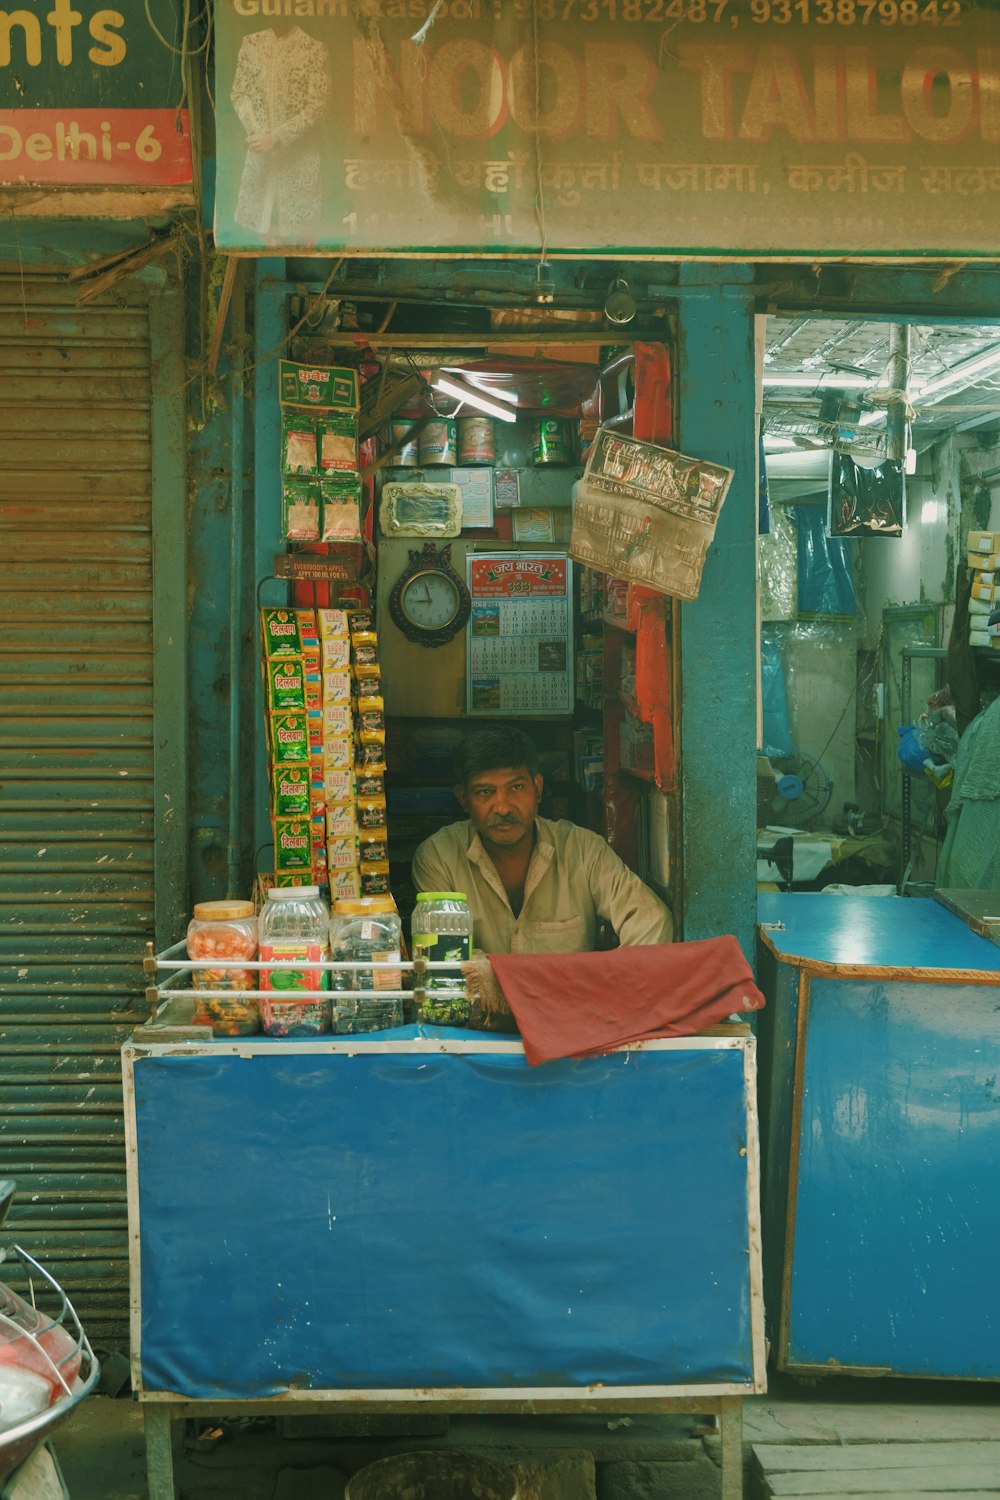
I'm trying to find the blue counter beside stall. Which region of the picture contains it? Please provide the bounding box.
[123,1029,766,1500]
[757,892,1000,1381]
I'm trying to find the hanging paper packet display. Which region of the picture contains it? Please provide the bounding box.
[263,607,347,890]
[347,609,391,898]
[279,360,362,545]
[261,604,394,908]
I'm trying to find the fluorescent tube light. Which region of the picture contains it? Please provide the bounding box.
[913,345,1000,401]
[762,372,875,390]
[445,372,518,406]
[432,375,518,422]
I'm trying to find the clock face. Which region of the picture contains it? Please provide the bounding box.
[388,543,472,647]
[400,569,461,631]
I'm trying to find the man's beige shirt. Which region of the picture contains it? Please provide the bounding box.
[411,816,673,955]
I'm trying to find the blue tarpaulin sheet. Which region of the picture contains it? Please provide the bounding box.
[132,1044,757,1397]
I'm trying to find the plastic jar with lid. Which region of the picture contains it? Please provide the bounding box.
[186,900,260,1037]
[329,897,403,1034]
[410,891,473,1026]
[258,885,330,1037]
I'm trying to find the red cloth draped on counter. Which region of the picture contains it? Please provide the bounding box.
[489,936,766,1066]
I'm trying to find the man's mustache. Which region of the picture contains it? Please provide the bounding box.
[488,815,521,827]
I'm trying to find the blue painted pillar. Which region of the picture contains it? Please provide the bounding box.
[676,265,757,960]
[253,261,287,871]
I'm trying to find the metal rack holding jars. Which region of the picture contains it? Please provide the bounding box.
[142,941,471,1036]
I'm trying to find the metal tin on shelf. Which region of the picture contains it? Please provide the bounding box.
[418,418,457,466]
[457,415,496,465]
[389,419,420,466]
[531,418,574,465]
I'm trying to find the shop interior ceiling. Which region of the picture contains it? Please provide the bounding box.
[761,316,1000,494]
[282,257,1000,483]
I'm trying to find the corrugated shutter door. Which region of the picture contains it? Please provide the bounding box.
[0,268,154,1350]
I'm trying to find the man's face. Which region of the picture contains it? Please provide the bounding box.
[457,764,543,852]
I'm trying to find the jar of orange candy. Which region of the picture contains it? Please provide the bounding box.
[186,900,259,1035]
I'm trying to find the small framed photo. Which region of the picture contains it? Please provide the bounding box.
[379,482,463,538]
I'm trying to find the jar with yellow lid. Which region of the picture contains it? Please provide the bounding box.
[329,896,402,1033]
[186,899,259,1035]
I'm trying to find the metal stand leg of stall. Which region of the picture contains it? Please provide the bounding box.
[144,1404,176,1500]
[899,645,947,893]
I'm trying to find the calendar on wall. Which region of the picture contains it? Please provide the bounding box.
[466,552,574,717]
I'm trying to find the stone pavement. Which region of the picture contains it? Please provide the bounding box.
[51,1376,1000,1500]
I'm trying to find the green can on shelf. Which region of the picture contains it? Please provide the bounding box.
[531,417,574,465]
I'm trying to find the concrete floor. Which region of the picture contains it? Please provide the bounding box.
[47,1374,1000,1500]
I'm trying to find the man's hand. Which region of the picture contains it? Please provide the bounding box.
[248,129,280,153]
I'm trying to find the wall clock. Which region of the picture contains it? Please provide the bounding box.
[387,542,471,647]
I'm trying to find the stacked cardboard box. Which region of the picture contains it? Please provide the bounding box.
[967,531,1000,647]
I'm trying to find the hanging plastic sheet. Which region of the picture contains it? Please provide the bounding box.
[759,435,771,536]
[792,504,857,617]
[760,634,795,758]
[829,453,905,538]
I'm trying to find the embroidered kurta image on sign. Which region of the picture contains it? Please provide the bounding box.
[230,24,332,243]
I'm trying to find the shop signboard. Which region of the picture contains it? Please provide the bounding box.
[0,1,192,186]
[214,0,1000,257]
[466,550,573,715]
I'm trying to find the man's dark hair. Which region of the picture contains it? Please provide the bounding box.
[454,725,539,785]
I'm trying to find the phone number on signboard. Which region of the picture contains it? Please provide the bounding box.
[507,0,961,22]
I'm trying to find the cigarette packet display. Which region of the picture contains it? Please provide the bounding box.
[274,817,313,873]
[304,673,323,713]
[326,801,358,839]
[356,796,387,831]
[306,710,324,756]
[355,772,385,801]
[330,865,362,901]
[355,742,387,775]
[323,734,354,771]
[270,712,310,763]
[360,861,391,896]
[323,702,353,739]
[351,640,379,669]
[318,608,350,639]
[321,636,351,671]
[266,657,306,713]
[281,478,321,543]
[295,608,319,643]
[260,607,302,658]
[323,669,352,705]
[328,835,360,871]
[272,765,311,818]
[325,766,354,803]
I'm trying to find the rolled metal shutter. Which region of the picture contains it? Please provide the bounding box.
[0,267,155,1350]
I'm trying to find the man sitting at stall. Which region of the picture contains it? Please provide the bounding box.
[412,725,673,955]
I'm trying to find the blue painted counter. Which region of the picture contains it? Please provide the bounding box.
[757,894,1000,1380]
[123,1035,766,1402]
